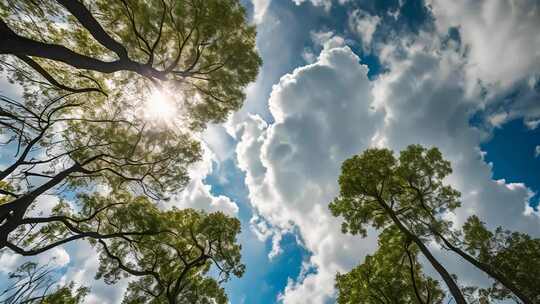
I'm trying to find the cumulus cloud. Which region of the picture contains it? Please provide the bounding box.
[0,247,70,287]
[428,0,540,93]
[230,38,383,303]
[291,0,332,11]
[26,195,61,217]
[0,251,21,273]
[525,118,540,130]
[60,241,129,304]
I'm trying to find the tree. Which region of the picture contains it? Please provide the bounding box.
[0,92,200,253]
[4,190,244,303]
[94,205,244,304]
[329,145,467,304]
[335,227,444,304]
[0,1,256,301]
[0,261,89,304]
[0,0,261,125]
[462,216,540,303]
[330,144,534,304]
[0,0,260,256]
[393,146,532,303]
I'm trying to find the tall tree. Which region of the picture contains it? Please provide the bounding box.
[0,1,257,301]
[462,216,540,303]
[395,146,533,304]
[330,144,534,304]
[0,0,260,255]
[0,0,261,125]
[335,226,445,304]
[329,145,466,303]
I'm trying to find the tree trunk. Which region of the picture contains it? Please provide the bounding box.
[435,231,531,304]
[378,199,468,304]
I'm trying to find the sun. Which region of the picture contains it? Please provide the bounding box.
[145,89,177,122]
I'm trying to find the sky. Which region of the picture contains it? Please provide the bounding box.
[1,0,540,303]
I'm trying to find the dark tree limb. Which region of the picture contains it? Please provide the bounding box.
[54,0,129,59]
[376,195,467,304]
[0,18,165,80]
[15,55,105,94]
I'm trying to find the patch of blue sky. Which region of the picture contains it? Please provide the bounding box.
[204,159,312,304]
[481,119,540,209]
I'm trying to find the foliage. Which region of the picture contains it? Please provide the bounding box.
[336,227,444,304]
[93,203,244,304]
[329,145,467,303]
[0,261,89,304]
[330,144,534,304]
[0,0,261,127]
[40,283,89,304]
[329,144,460,239]
[462,216,540,303]
[0,91,200,253]
[5,191,244,303]
[0,0,260,261]
[0,2,257,302]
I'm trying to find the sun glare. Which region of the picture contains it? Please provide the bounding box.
[145,89,177,122]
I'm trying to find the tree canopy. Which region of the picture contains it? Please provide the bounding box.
[0,91,200,253]
[94,203,244,304]
[4,191,244,303]
[330,144,536,304]
[462,215,540,303]
[336,227,444,304]
[0,1,259,302]
[0,0,261,126]
[0,0,260,251]
[329,145,466,303]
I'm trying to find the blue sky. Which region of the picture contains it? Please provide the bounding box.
[205,159,312,304]
[1,1,539,303]
[482,119,540,209]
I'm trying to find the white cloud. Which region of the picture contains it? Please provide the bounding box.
[291,0,351,10]
[167,145,239,215]
[38,247,70,268]
[535,145,540,158]
[60,241,129,304]
[488,112,509,128]
[231,40,383,303]
[525,118,540,130]
[0,251,21,273]
[0,242,69,274]
[252,0,272,24]
[171,179,239,215]
[348,9,381,51]
[26,195,61,217]
[291,0,332,11]
[428,0,540,92]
